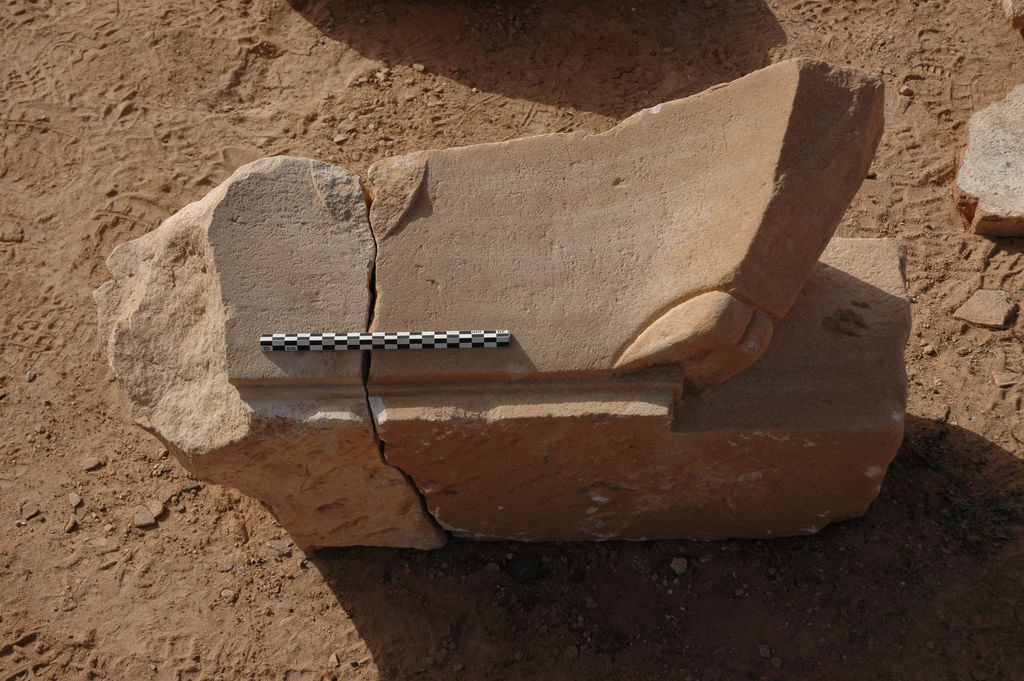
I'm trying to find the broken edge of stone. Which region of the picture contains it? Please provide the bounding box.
[94,156,446,551]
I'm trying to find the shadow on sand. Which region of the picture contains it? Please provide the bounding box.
[287,0,787,118]
[311,414,1024,680]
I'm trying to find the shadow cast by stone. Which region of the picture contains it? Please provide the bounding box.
[310,414,1024,680]
[286,0,787,117]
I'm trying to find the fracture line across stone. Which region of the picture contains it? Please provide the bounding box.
[259,330,511,351]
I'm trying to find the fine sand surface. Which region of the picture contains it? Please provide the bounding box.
[2,1,1024,679]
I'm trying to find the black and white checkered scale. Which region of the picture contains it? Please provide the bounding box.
[260,330,511,351]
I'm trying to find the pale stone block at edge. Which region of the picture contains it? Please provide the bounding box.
[372,238,910,542]
[955,84,1024,236]
[1004,0,1024,29]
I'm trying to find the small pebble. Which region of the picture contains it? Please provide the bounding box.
[146,499,165,519]
[217,561,233,572]
[103,523,114,533]
[68,492,82,507]
[181,482,201,493]
[221,589,237,603]
[899,85,914,97]
[412,63,425,72]
[266,539,291,557]
[921,343,936,356]
[670,557,688,574]
[133,505,156,528]
[484,562,500,573]
[174,503,185,513]
[21,503,40,520]
[992,371,1019,388]
[770,657,783,668]
[64,517,78,533]
[328,653,340,668]
[25,370,36,383]
[758,644,771,659]
[81,457,103,471]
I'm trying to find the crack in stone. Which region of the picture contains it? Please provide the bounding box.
[358,180,447,540]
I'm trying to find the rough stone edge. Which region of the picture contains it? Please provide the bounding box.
[94,156,447,550]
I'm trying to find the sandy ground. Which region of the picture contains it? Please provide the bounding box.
[2,0,1024,679]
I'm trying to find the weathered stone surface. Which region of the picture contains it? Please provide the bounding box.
[953,289,1018,329]
[133,504,156,528]
[367,58,883,391]
[1004,0,1024,29]
[97,61,899,550]
[373,238,909,541]
[94,156,445,550]
[955,85,1024,236]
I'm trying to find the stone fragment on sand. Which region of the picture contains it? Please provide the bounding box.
[0,225,24,243]
[97,60,898,549]
[953,290,1018,329]
[1003,0,1024,29]
[266,539,291,557]
[220,589,237,603]
[81,457,102,471]
[68,492,82,507]
[133,505,156,528]
[992,371,1019,387]
[21,503,39,520]
[24,370,35,383]
[956,84,1024,236]
[91,537,118,554]
[368,58,883,391]
[145,499,165,520]
[670,557,689,575]
[94,156,445,551]
[64,517,78,533]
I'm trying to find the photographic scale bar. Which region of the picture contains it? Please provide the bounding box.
[260,330,511,351]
